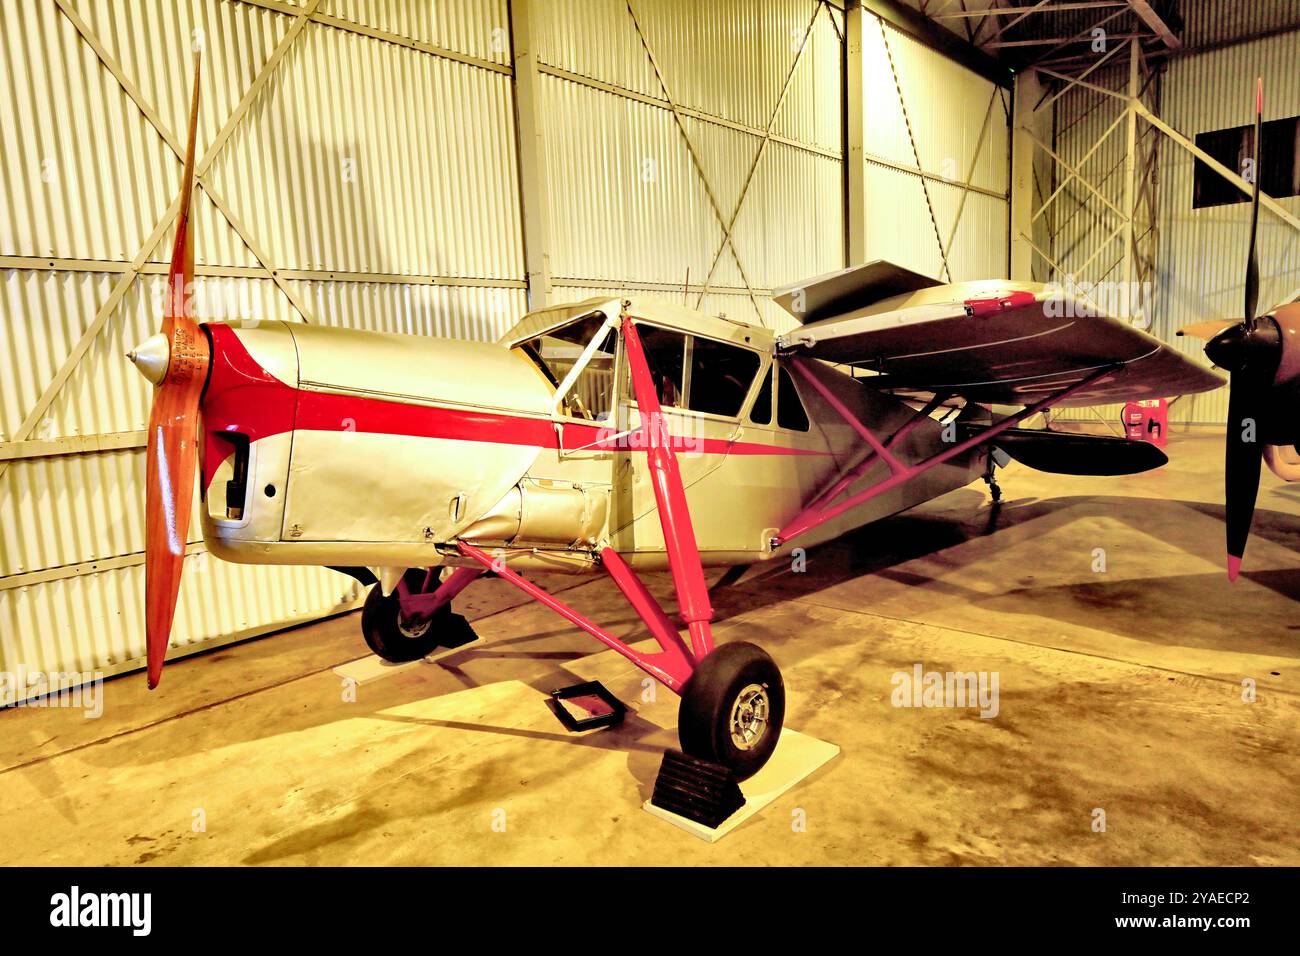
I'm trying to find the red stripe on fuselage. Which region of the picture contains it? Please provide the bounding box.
[202,323,828,467]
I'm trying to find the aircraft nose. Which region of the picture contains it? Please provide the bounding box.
[126,332,171,385]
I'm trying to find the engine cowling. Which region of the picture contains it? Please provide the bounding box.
[197,320,555,568]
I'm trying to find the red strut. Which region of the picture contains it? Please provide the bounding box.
[620,314,715,660]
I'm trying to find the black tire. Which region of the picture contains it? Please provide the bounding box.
[678,642,785,780]
[360,574,476,663]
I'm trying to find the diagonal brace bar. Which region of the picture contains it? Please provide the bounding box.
[601,547,697,664]
[398,566,481,618]
[456,542,695,691]
[805,390,952,513]
[774,365,1119,546]
[791,359,906,474]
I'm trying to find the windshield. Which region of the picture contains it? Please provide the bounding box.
[515,313,617,421]
[515,314,607,388]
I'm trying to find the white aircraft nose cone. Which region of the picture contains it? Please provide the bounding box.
[126,332,171,385]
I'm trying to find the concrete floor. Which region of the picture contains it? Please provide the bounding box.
[2,429,1298,866]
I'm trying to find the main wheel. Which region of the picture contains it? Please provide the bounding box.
[360,572,477,663]
[678,642,785,780]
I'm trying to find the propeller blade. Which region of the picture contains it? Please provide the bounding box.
[1210,80,1278,581]
[1224,372,1264,581]
[144,366,206,686]
[142,52,207,688]
[1244,78,1263,329]
[1176,320,1238,342]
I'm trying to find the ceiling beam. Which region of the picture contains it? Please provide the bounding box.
[935,2,1124,18]
[988,0,1054,43]
[1128,0,1181,49]
[989,33,1147,48]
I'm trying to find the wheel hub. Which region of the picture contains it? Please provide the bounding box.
[397,614,432,639]
[728,683,770,752]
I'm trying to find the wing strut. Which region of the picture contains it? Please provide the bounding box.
[772,360,1119,547]
[800,385,952,515]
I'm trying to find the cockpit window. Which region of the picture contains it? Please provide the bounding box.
[516,314,608,389]
[623,325,759,418]
[777,366,810,432]
[636,325,687,408]
[687,337,761,417]
[748,364,773,425]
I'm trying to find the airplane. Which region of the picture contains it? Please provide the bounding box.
[126,58,1293,782]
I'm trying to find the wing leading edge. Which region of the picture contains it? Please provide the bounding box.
[776,278,1225,407]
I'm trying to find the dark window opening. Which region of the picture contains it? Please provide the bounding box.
[749,365,773,425]
[1193,117,1300,209]
[636,325,687,407]
[777,366,810,432]
[686,337,761,417]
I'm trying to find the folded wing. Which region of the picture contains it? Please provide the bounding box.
[777,273,1225,407]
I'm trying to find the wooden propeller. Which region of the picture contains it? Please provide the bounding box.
[133,53,209,688]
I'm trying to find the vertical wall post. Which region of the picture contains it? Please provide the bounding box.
[507,0,553,309]
[845,0,866,266]
[1121,37,1140,321]
[1010,67,1046,281]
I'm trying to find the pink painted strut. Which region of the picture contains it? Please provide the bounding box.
[456,542,695,691]
[775,365,1117,546]
[621,315,715,660]
[805,390,951,514]
[792,359,905,474]
[601,547,697,664]
[398,566,481,617]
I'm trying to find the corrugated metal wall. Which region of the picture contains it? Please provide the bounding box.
[535,0,846,334]
[1179,0,1300,49]
[1049,59,1143,299]
[1,0,1011,699]
[863,17,1010,283]
[1045,54,1152,427]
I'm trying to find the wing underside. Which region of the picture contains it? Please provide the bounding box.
[777,283,1225,407]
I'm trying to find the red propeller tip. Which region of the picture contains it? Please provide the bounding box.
[1226,554,1242,582]
[1256,78,1263,114]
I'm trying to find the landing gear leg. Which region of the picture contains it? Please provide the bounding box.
[982,453,1003,504]
[360,567,479,662]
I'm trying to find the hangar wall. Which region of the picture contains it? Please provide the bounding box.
[0,0,527,704]
[533,0,845,330]
[860,16,1009,285]
[0,0,1010,702]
